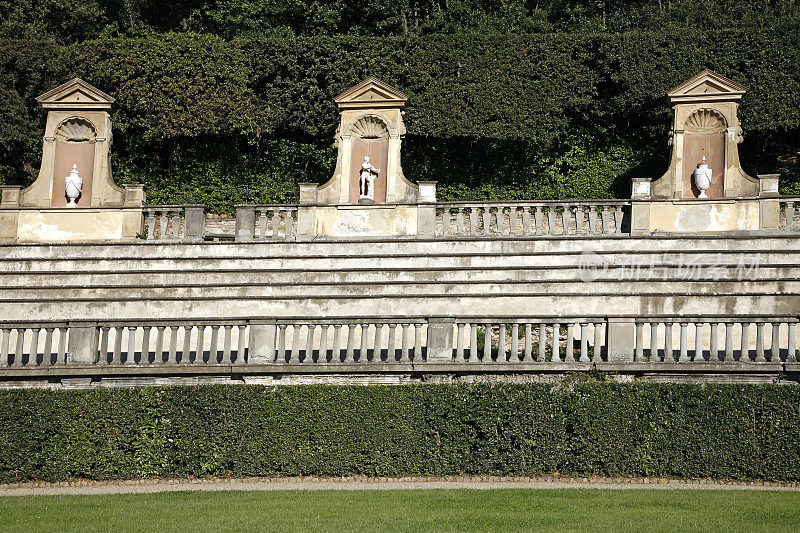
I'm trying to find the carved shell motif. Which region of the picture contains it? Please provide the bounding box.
[55,118,97,142]
[684,109,726,134]
[350,116,389,140]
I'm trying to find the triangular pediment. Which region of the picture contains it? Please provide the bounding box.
[36,78,114,110]
[668,69,747,99]
[335,77,408,108]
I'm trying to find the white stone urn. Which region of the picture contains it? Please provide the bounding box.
[64,163,83,207]
[693,156,712,198]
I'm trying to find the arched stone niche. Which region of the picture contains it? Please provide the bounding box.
[304,77,423,205]
[652,70,757,199]
[16,78,143,208]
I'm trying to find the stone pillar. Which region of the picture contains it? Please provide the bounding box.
[296,205,316,240]
[417,181,437,203]
[427,318,454,362]
[606,318,635,363]
[299,183,318,205]
[386,134,401,203]
[757,174,781,232]
[235,205,255,241]
[67,321,98,365]
[1,185,22,207]
[630,178,651,236]
[248,321,277,364]
[184,205,206,241]
[338,134,353,203]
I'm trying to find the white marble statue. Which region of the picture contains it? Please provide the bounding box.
[64,163,83,206]
[359,156,379,200]
[693,156,712,198]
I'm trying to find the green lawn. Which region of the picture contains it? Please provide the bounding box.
[1,488,799,532]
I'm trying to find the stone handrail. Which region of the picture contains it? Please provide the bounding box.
[1,316,798,370]
[433,201,629,237]
[142,205,205,241]
[779,198,800,232]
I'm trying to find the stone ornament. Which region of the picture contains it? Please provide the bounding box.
[359,156,379,201]
[694,156,712,198]
[64,164,83,206]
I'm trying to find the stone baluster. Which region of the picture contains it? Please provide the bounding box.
[521,207,531,236]
[27,328,40,367]
[494,207,505,235]
[167,326,178,364]
[523,323,532,361]
[276,324,288,363]
[414,323,423,362]
[579,324,589,362]
[332,324,342,362]
[170,210,183,239]
[538,323,547,361]
[724,323,734,362]
[694,323,704,362]
[400,324,410,362]
[13,329,24,367]
[290,324,301,363]
[141,326,152,364]
[98,326,110,365]
[222,325,233,363]
[154,326,166,363]
[509,207,519,236]
[441,209,451,236]
[194,326,205,364]
[358,324,369,362]
[126,326,137,365]
[345,324,357,362]
[469,324,478,361]
[788,323,797,362]
[634,322,644,362]
[649,322,658,361]
[561,205,571,235]
[586,207,597,234]
[307,324,317,363]
[614,207,624,234]
[182,325,192,364]
[566,323,575,362]
[387,324,397,362]
[483,324,492,362]
[157,211,169,240]
[271,208,280,238]
[319,324,330,363]
[40,327,53,367]
[663,322,673,362]
[454,324,464,362]
[534,207,544,235]
[371,324,382,363]
[0,328,9,367]
[456,209,465,236]
[111,326,123,364]
[755,323,766,362]
[771,322,781,362]
[481,208,491,236]
[678,323,689,362]
[498,324,507,362]
[510,324,519,361]
[709,323,719,362]
[546,208,556,235]
[146,211,157,239]
[209,325,220,364]
[552,323,561,362]
[468,208,478,236]
[252,211,264,239]
[785,202,796,231]
[284,210,295,240]
[236,325,247,365]
[740,323,750,363]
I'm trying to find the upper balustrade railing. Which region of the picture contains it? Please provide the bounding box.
[132,196,800,242]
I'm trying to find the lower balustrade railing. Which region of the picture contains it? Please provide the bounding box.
[0,316,798,370]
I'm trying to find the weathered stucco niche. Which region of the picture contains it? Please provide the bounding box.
[631,70,780,235]
[293,77,436,238]
[0,78,144,242]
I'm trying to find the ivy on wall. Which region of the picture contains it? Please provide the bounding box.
[0,29,798,212]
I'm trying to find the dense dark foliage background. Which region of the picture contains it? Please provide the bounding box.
[0,1,798,211]
[1,383,799,482]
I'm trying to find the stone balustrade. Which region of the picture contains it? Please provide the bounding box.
[234,205,298,241]
[779,198,800,232]
[434,201,628,237]
[143,205,205,241]
[2,316,798,374]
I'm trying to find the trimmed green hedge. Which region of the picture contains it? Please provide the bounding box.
[1,383,799,483]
